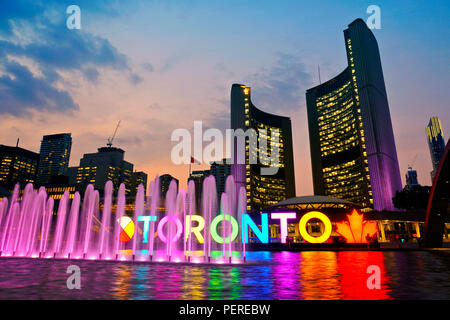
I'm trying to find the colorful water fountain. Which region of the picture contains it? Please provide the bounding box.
[0,175,247,264]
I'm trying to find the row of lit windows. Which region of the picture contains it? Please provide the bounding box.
[242,89,289,210]
[49,194,75,200]
[309,38,374,208]
[319,108,355,131]
[322,156,371,206]
[318,103,354,128]
[47,186,76,193]
[346,37,373,200]
[317,93,353,117]
[316,81,351,103]
[316,82,360,158]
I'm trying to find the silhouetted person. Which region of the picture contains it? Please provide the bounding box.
[366,233,371,248]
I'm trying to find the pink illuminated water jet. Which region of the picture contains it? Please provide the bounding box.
[0,175,246,264]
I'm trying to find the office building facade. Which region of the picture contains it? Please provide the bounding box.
[37,133,72,184]
[231,84,296,213]
[73,147,134,195]
[0,145,39,189]
[130,171,148,197]
[306,19,402,211]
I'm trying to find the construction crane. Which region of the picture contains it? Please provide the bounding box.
[107,120,121,148]
[408,154,418,171]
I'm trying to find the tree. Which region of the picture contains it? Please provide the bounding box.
[393,185,431,210]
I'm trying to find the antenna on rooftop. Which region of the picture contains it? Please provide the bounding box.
[407,154,418,171]
[318,65,322,84]
[107,120,121,148]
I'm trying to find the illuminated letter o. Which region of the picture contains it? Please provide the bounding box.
[211,214,239,244]
[157,216,183,243]
[298,211,332,243]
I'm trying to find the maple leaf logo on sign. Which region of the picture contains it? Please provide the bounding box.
[336,209,378,243]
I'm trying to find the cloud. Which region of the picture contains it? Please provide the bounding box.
[82,68,100,82]
[206,109,229,133]
[129,73,144,85]
[202,54,313,132]
[247,53,313,113]
[0,1,142,116]
[0,60,79,116]
[0,1,45,37]
[160,51,190,73]
[214,63,235,78]
[0,1,123,37]
[142,63,154,72]
[21,29,129,71]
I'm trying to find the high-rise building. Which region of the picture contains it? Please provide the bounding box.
[0,144,39,189]
[231,84,296,213]
[426,116,446,181]
[188,170,210,208]
[37,133,72,184]
[159,174,178,199]
[405,167,419,187]
[73,147,134,195]
[210,158,231,198]
[306,18,402,211]
[130,171,148,196]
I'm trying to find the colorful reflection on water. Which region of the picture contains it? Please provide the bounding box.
[299,251,341,299]
[1,251,450,299]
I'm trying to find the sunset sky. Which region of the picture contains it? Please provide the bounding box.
[0,0,448,193]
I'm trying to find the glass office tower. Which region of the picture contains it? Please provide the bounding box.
[306,19,402,211]
[37,133,72,184]
[231,84,296,213]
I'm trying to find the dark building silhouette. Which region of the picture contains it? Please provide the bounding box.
[231,84,296,213]
[306,18,402,211]
[130,171,148,197]
[0,144,39,189]
[159,174,178,199]
[0,185,10,200]
[426,116,446,182]
[188,170,210,209]
[210,158,231,198]
[37,133,72,184]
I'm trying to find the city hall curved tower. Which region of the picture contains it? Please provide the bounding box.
[231,84,295,213]
[306,19,402,211]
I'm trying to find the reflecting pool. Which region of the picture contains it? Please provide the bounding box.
[1,251,450,299]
